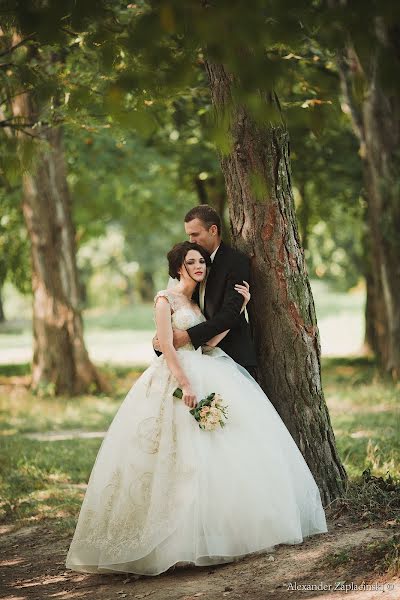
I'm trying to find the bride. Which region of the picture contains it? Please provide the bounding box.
[65,241,328,576]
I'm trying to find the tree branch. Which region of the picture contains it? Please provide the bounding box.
[0,88,34,106]
[0,119,38,128]
[60,26,80,38]
[17,127,38,139]
[0,33,36,58]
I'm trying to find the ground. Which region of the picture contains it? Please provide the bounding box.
[1,513,399,600]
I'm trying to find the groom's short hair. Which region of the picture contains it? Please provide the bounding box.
[184,204,221,235]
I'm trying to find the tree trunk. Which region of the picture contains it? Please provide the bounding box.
[362,70,400,378]
[364,266,377,353]
[0,283,5,323]
[208,182,230,242]
[338,40,400,380]
[194,173,231,241]
[194,175,208,204]
[12,93,108,395]
[136,269,155,303]
[204,61,347,505]
[362,220,385,355]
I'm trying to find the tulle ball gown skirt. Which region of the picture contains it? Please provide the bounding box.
[65,348,328,576]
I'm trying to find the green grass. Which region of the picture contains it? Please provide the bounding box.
[321,534,400,576]
[0,364,144,434]
[0,365,146,532]
[310,279,364,320]
[0,357,398,535]
[83,303,154,331]
[322,356,400,480]
[0,363,31,376]
[322,549,351,567]
[0,435,103,530]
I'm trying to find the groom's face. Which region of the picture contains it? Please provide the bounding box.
[184,218,218,254]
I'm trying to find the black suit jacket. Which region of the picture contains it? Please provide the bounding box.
[187,241,257,368]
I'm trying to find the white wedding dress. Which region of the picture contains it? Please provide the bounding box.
[65,290,328,576]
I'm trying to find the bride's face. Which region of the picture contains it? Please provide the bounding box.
[179,249,207,283]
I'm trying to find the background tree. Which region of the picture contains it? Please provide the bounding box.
[336,27,400,379]
[1,32,108,394]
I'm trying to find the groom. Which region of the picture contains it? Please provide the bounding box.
[155,204,258,378]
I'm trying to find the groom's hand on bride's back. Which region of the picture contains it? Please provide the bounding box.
[153,330,190,353]
[152,334,161,353]
[172,329,190,349]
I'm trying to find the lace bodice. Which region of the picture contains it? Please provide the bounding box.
[154,289,206,350]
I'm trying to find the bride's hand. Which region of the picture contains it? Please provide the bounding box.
[182,385,197,409]
[234,280,250,306]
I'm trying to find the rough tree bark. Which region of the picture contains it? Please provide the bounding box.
[204,61,347,505]
[338,34,400,380]
[12,92,108,395]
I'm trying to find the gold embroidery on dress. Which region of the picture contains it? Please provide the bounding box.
[136,417,161,454]
[66,295,206,566]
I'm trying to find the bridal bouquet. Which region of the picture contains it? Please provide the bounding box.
[173,389,228,431]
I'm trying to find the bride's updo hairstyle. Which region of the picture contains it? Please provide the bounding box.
[167,241,211,280]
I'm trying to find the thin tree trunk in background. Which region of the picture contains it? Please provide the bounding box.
[362,220,385,355]
[362,70,400,378]
[212,190,230,242]
[137,269,155,302]
[338,38,400,380]
[194,175,208,204]
[194,173,231,241]
[204,60,347,505]
[364,268,376,352]
[12,90,108,395]
[0,283,5,322]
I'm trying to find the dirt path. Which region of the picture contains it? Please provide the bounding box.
[1,516,398,600]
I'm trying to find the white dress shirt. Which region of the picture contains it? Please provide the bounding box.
[209,244,220,263]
